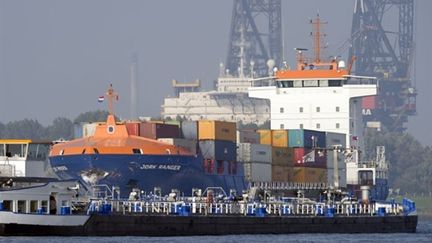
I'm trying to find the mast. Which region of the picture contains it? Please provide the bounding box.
[310,14,327,64]
[105,84,118,116]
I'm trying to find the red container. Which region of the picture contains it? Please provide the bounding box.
[140,123,179,139]
[293,148,326,168]
[362,96,377,109]
[125,122,141,136]
[203,159,215,174]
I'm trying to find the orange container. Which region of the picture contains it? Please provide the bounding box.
[198,120,236,142]
[292,167,327,183]
[271,146,294,166]
[271,165,293,182]
[257,129,272,145]
[271,130,289,147]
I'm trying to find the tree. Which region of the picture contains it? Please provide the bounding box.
[74,110,111,123]
[46,117,73,140]
[2,119,46,140]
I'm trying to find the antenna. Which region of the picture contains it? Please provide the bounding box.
[310,14,327,63]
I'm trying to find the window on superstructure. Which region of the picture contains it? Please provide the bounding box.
[0,144,4,156]
[299,124,304,129]
[336,106,340,112]
[328,80,342,87]
[299,107,303,113]
[316,123,321,129]
[280,107,284,113]
[336,123,340,129]
[280,124,284,129]
[316,107,320,112]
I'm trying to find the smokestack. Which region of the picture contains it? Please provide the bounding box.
[130,53,138,120]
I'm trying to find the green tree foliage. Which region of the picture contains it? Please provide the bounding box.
[74,110,110,123]
[46,117,74,140]
[364,129,432,194]
[1,119,46,140]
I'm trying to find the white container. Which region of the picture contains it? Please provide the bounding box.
[243,161,271,182]
[237,143,271,163]
[237,130,260,144]
[327,167,347,188]
[157,138,197,154]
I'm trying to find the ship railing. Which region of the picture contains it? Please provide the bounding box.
[249,181,328,190]
[85,199,405,217]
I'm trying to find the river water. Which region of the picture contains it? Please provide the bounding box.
[1,217,431,243]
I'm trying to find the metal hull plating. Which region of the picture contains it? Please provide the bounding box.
[49,154,246,197]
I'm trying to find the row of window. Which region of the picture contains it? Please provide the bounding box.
[280,123,340,129]
[280,106,340,113]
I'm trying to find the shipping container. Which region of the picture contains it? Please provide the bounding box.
[293,148,326,168]
[271,165,293,182]
[125,122,141,136]
[327,168,347,188]
[198,120,236,142]
[243,162,271,182]
[237,130,260,144]
[362,95,377,110]
[140,123,179,139]
[272,130,289,147]
[257,129,272,145]
[199,140,236,161]
[237,143,272,163]
[73,123,84,139]
[164,120,181,127]
[157,138,197,154]
[288,129,326,148]
[292,167,327,183]
[271,147,294,166]
[83,123,98,137]
[181,121,198,140]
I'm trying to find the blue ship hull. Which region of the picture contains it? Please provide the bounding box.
[49,154,246,197]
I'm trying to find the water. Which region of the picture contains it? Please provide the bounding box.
[1,218,431,243]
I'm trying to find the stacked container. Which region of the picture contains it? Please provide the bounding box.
[270,130,295,182]
[139,123,179,139]
[288,129,327,184]
[125,121,141,136]
[198,121,237,175]
[237,143,272,182]
[157,138,197,155]
[326,132,347,188]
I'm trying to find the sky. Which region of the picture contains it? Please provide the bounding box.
[0,0,431,145]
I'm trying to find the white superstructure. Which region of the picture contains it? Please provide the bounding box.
[249,79,377,148]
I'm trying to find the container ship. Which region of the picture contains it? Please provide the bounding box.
[50,15,388,201]
[49,85,246,197]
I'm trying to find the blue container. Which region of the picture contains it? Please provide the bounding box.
[255,207,266,217]
[288,129,326,148]
[180,205,191,216]
[170,203,181,215]
[73,123,84,138]
[0,202,4,211]
[199,140,236,161]
[316,206,324,216]
[282,205,291,215]
[101,204,112,214]
[246,204,255,216]
[378,207,386,216]
[132,202,142,213]
[36,208,45,214]
[60,206,71,215]
[326,207,335,217]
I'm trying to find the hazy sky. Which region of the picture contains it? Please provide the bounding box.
[0,0,431,145]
